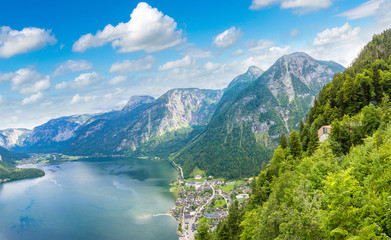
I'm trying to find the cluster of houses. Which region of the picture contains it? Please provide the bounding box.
[173,123,361,238]
[172,174,252,238]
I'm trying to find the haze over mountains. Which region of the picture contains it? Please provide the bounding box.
[0,52,344,178]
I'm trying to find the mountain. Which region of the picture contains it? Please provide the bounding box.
[214,66,264,116]
[0,128,31,150]
[66,89,223,157]
[22,114,94,153]
[65,95,155,155]
[0,146,29,164]
[122,95,155,112]
[212,29,391,240]
[174,52,344,179]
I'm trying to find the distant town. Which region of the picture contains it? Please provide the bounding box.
[170,161,251,239]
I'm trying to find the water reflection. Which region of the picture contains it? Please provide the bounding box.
[0,158,178,240]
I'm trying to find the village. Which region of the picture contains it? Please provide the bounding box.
[170,162,252,240]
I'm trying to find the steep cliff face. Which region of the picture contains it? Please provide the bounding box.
[117,88,223,152]
[223,52,345,143]
[213,66,264,117]
[65,95,155,155]
[66,89,222,156]
[122,95,155,112]
[22,114,93,153]
[0,128,31,149]
[174,52,345,179]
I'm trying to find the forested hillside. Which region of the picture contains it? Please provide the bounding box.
[0,146,44,183]
[175,53,343,179]
[208,29,391,240]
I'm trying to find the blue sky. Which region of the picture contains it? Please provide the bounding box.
[0,0,390,129]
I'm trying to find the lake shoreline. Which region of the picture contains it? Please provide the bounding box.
[0,157,179,240]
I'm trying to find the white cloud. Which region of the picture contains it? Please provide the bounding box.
[0,72,14,82]
[182,47,213,59]
[270,46,291,54]
[376,1,391,27]
[250,0,279,9]
[104,88,124,100]
[109,55,156,73]
[204,62,222,71]
[338,0,391,29]
[244,39,275,52]
[52,60,93,77]
[22,92,43,105]
[0,26,56,58]
[250,0,332,13]
[290,28,300,37]
[10,68,51,94]
[313,23,360,46]
[213,27,243,48]
[338,0,383,20]
[243,45,291,69]
[108,75,130,85]
[0,95,4,104]
[70,94,97,104]
[159,55,195,71]
[231,49,244,57]
[56,72,103,90]
[72,2,185,53]
[308,23,365,66]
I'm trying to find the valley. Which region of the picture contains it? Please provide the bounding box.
[0,2,390,237]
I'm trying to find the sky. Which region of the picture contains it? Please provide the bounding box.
[0,0,390,129]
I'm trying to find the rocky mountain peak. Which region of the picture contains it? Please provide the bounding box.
[247,66,264,78]
[276,52,316,68]
[0,128,31,149]
[227,66,264,90]
[122,96,155,112]
[264,52,344,102]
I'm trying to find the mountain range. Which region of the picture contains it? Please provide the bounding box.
[0,52,344,179]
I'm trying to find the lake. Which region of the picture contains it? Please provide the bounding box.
[0,158,179,240]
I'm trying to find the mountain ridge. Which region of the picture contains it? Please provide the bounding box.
[174,52,344,178]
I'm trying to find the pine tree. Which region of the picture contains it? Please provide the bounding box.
[251,174,257,193]
[227,200,241,239]
[307,128,319,155]
[214,221,230,240]
[195,218,212,240]
[279,133,288,149]
[288,130,302,158]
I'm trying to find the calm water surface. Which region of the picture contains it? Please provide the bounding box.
[0,158,178,240]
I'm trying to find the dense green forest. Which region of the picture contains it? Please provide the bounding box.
[0,146,44,183]
[128,126,206,159]
[206,29,391,240]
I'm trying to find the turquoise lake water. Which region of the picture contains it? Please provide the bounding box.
[0,158,178,240]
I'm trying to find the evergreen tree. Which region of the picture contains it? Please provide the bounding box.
[279,133,288,149]
[214,221,230,240]
[226,200,241,239]
[288,130,302,158]
[195,218,212,240]
[362,104,381,136]
[307,128,320,155]
[329,118,351,154]
[251,174,257,193]
[299,120,304,135]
